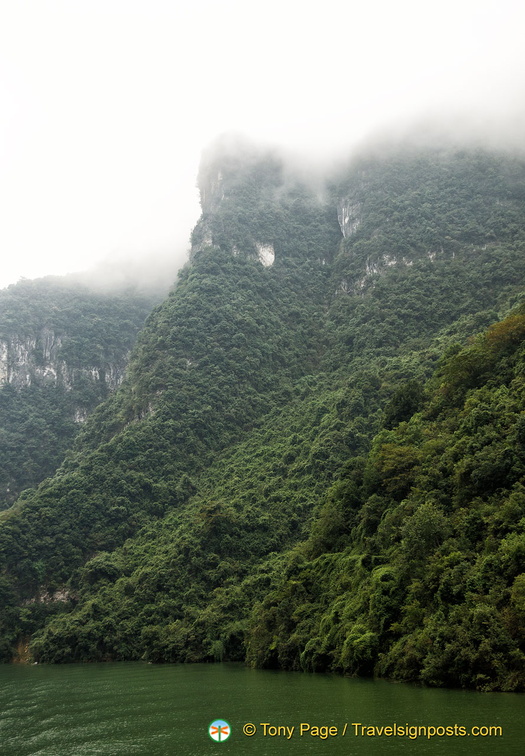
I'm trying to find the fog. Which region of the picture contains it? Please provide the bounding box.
[1,0,524,291]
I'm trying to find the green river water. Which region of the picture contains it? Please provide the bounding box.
[0,662,522,755]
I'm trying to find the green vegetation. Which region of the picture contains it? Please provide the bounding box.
[0,140,524,691]
[0,278,158,508]
[246,308,525,691]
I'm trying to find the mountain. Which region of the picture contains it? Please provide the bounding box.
[247,308,525,691]
[1,136,524,691]
[0,278,160,509]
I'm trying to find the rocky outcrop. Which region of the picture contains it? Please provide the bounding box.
[0,330,125,391]
[337,199,362,238]
[256,243,275,267]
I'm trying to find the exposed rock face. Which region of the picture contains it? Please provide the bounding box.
[350,254,415,293]
[199,168,225,215]
[0,330,125,390]
[192,137,343,270]
[191,136,281,259]
[0,341,7,384]
[337,199,362,238]
[0,278,158,510]
[256,243,275,267]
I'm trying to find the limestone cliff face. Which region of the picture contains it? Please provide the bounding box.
[0,278,156,398]
[191,136,278,260]
[0,329,125,393]
[0,278,157,509]
[336,199,362,238]
[191,136,341,267]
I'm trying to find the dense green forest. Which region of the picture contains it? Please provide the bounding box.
[0,278,159,509]
[1,138,524,691]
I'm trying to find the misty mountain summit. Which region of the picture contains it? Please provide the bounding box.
[1,137,525,692]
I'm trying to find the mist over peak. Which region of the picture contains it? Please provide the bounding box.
[66,245,189,296]
[1,0,524,289]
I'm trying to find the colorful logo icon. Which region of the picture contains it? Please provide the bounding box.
[209,719,231,742]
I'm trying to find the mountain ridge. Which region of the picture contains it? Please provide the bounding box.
[0,278,160,509]
[1,138,525,690]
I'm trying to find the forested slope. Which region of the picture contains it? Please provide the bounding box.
[1,138,524,691]
[0,278,158,509]
[246,308,525,691]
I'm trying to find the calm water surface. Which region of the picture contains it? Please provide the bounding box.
[0,663,522,755]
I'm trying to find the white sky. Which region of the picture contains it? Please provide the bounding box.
[0,0,524,290]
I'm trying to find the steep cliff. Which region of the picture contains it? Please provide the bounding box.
[191,135,341,266]
[1,138,525,691]
[0,278,158,508]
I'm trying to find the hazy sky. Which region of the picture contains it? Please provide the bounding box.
[1,0,524,290]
